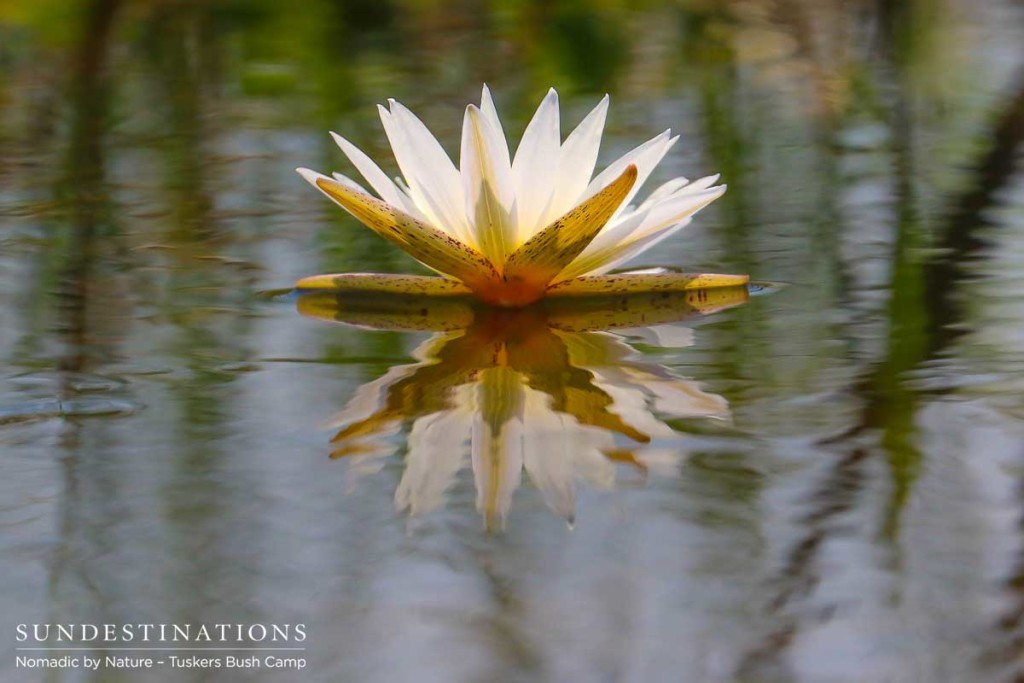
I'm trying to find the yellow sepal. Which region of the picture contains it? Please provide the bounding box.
[487,165,638,306]
[313,177,501,291]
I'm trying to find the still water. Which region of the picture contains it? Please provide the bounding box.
[2,1,1024,681]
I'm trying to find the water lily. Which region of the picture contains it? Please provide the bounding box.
[296,86,747,306]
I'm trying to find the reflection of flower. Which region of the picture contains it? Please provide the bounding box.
[296,86,746,306]
[300,289,747,529]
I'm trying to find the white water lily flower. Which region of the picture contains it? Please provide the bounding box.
[296,86,746,306]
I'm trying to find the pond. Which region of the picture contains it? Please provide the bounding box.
[2,1,1024,681]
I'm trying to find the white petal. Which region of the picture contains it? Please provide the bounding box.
[631,448,684,477]
[519,387,618,522]
[328,170,368,194]
[633,185,725,241]
[583,131,678,217]
[616,325,696,348]
[520,392,578,521]
[647,377,730,420]
[540,95,609,225]
[480,84,512,172]
[323,334,448,431]
[471,414,524,530]
[587,370,676,439]
[511,88,561,241]
[395,404,472,516]
[613,184,725,246]
[570,184,725,276]
[683,173,720,192]
[556,182,725,279]
[316,346,423,461]
[636,175,691,212]
[297,166,330,188]
[460,104,516,263]
[378,101,474,245]
[470,368,526,530]
[330,132,423,218]
[298,167,366,203]
[584,219,693,275]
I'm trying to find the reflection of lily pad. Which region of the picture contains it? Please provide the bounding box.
[541,285,749,331]
[296,290,477,331]
[296,282,749,332]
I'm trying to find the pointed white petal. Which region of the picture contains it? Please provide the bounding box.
[471,414,524,531]
[632,448,685,477]
[330,132,423,218]
[323,360,413,431]
[470,367,526,530]
[478,86,518,240]
[519,388,619,522]
[395,404,472,516]
[616,324,696,348]
[520,391,578,521]
[630,184,725,242]
[683,173,720,192]
[587,370,677,439]
[583,131,678,217]
[584,219,693,276]
[647,376,730,420]
[559,183,725,278]
[299,167,368,201]
[540,95,609,225]
[511,88,561,241]
[605,184,725,249]
[378,101,474,245]
[524,447,577,521]
[319,347,427,461]
[328,170,368,194]
[297,166,328,187]
[571,443,617,491]
[460,104,516,263]
[480,84,512,171]
[589,363,729,437]
[636,175,691,212]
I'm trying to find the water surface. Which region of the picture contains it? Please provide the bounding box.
[2,1,1024,681]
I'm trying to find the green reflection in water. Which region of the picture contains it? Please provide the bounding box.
[297,286,749,530]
